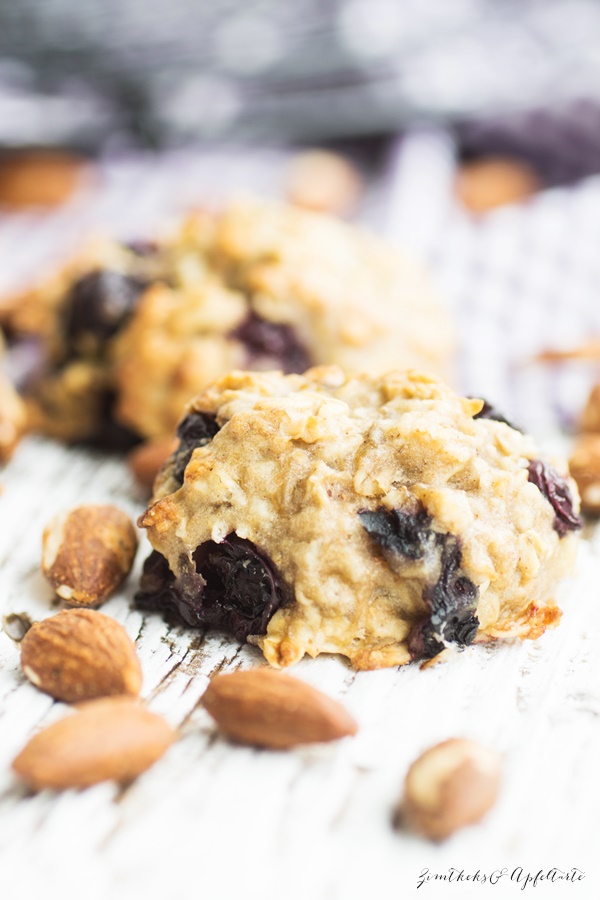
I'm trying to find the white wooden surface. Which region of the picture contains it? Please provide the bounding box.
[1,140,599,899]
[0,437,597,900]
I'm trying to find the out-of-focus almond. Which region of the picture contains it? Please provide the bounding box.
[455,157,540,214]
[285,149,363,216]
[12,696,176,791]
[0,151,89,209]
[128,436,178,491]
[0,370,27,463]
[581,383,600,434]
[202,668,358,749]
[569,434,600,514]
[398,738,501,841]
[21,608,142,702]
[42,504,138,606]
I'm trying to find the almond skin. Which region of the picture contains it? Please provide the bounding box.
[398,738,501,841]
[570,434,600,513]
[42,505,138,606]
[0,151,89,209]
[202,669,358,749]
[0,370,27,463]
[127,436,178,492]
[21,608,142,703]
[12,697,176,791]
[285,149,363,216]
[455,157,540,214]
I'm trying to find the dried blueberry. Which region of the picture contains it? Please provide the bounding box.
[472,398,518,430]
[527,459,582,537]
[171,411,220,486]
[64,270,148,348]
[413,537,479,658]
[135,534,288,641]
[358,508,433,560]
[231,311,311,374]
[360,505,479,660]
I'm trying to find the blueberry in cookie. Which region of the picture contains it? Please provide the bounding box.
[137,367,580,669]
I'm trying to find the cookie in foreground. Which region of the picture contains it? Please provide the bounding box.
[136,367,580,670]
[3,197,452,446]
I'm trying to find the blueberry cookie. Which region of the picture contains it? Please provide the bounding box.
[137,367,580,669]
[3,198,453,445]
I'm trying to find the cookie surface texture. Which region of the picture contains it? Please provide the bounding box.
[4,198,452,443]
[138,367,580,670]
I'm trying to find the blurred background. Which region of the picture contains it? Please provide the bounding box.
[2,0,600,435]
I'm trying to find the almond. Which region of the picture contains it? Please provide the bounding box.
[0,370,27,463]
[127,436,178,491]
[12,697,176,790]
[455,157,540,214]
[581,383,600,433]
[0,151,89,209]
[398,738,501,841]
[42,504,138,606]
[285,149,363,216]
[202,668,358,749]
[569,434,600,513]
[21,608,142,703]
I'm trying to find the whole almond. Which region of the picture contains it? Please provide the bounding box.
[0,370,27,463]
[581,383,600,433]
[569,434,600,513]
[128,436,178,491]
[285,149,363,216]
[202,669,358,749]
[455,157,540,214]
[42,504,138,606]
[0,151,89,209]
[12,697,176,791]
[398,738,501,841]
[21,608,142,703]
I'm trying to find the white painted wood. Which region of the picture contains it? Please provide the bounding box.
[1,146,598,900]
[0,436,597,900]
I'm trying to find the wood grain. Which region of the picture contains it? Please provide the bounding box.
[0,436,598,898]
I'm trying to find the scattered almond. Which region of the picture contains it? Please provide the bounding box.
[12,696,176,791]
[42,504,138,606]
[455,157,540,214]
[0,370,27,464]
[202,668,358,749]
[532,339,600,364]
[128,436,178,492]
[581,383,600,433]
[0,151,90,209]
[397,738,501,841]
[285,149,363,216]
[21,608,142,703]
[569,434,600,514]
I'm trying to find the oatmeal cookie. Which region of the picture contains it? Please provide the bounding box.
[136,367,580,670]
[3,198,453,444]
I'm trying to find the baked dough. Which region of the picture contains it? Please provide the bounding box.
[4,198,453,444]
[137,367,580,669]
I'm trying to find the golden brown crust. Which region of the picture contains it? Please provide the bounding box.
[141,367,578,670]
[3,197,454,443]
